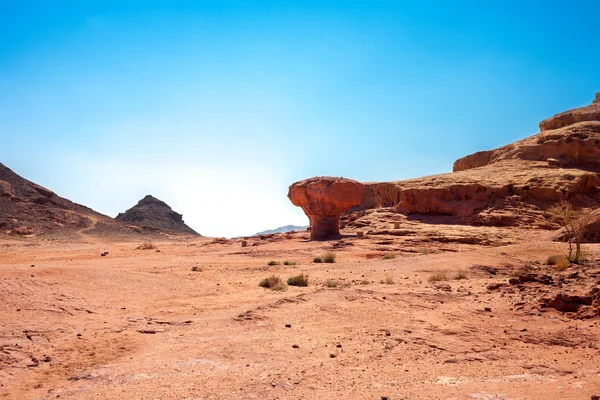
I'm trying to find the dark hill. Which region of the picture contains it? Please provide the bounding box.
[115,195,199,235]
[0,162,111,235]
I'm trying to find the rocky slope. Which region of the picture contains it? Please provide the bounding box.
[0,163,112,236]
[345,93,600,231]
[115,195,199,235]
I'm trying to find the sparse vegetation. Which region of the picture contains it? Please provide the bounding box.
[267,260,281,266]
[547,254,570,271]
[360,279,370,285]
[454,272,468,280]
[322,252,336,263]
[313,256,323,263]
[259,275,286,291]
[283,260,297,266]
[382,253,396,260]
[136,242,157,250]
[287,273,309,287]
[427,272,448,282]
[381,274,394,284]
[548,201,593,264]
[325,279,338,288]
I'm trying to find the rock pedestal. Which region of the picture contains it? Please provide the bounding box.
[288,177,364,241]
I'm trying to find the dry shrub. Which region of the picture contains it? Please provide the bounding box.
[322,252,336,263]
[287,273,308,287]
[259,275,286,291]
[136,242,156,250]
[427,272,448,282]
[325,279,338,288]
[382,253,396,260]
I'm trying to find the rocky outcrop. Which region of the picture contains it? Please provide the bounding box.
[288,177,364,240]
[346,93,600,229]
[453,150,494,172]
[539,92,600,131]
[115,195,199,235]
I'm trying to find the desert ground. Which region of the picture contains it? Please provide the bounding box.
[1,224,599,400]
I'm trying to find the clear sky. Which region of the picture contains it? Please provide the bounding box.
[1,1,599,237]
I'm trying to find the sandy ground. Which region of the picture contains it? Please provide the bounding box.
[1,229,599,399]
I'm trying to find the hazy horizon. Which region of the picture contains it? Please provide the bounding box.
[2,1,599,237]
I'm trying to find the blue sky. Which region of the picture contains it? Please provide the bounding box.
[1,1,599,237]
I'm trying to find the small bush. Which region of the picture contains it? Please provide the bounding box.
[283,260,297,266]
[313,257,323,263]
[382,253,396,260]
[427,272,448,282]
[454,272,468,280]
[191,266,202,272]
[546,254,570,271]
[322,252,336,263]
[381,274,394,284]
[287,273,309,287]
[325,279,338,288]
[259,275,286,291]
[136,242,157,250]
[267,260,281,266]
[360,279,370,285]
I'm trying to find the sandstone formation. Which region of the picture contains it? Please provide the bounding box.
[116,195,199,235]
[347,92,600,230]
[539,92,600,131]
[288,177,364,240]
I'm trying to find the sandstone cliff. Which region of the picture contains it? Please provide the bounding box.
[349,93,600,230]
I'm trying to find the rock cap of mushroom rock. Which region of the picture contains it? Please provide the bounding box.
[539,92,600,131]
[288,176,364,240]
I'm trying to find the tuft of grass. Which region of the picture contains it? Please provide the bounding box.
[325,279,338,288]
[427,272,448,282]
[381,274,394,284]
[313,257,323,263]
[546,254,567,265]
[382,253,396,260]
[287,273,309,287]
[360,279,370,285]
[191,266,202,272]
[136,242,157,250]
[322,252,336,263]
[267,260,281,266]
[259,275,286,291]
[454,272,468,280]
[283,260,297,266]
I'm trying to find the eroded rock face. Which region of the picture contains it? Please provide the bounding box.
[288,177,364,240]
[539,92,600,132]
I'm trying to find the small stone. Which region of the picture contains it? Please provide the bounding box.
[484,307,492,312]
[330,353,337,358]
[385,330,391,337]
[285,324,291,328]
[292,344,299,348]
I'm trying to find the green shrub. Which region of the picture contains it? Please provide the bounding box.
[259,275,286,291]
[287,273,309,287]
[322,252,336,263]
[313,257,323,263]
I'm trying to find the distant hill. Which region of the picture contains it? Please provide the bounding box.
[116,195,199,236]
[254,225,307,236]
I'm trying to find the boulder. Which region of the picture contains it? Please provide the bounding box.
[288,177,364,240]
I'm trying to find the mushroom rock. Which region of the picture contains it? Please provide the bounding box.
[288,177,365,240]
[539,92,600,131]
